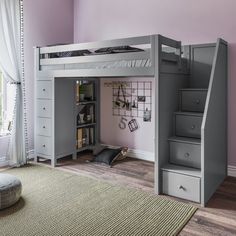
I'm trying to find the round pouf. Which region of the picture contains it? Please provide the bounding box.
[0,174,22,210]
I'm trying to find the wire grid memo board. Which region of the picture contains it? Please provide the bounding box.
[111,81,152,118]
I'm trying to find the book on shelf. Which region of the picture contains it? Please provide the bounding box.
[90,127,94,145]
[76,81,80,103]
[77,128,83,149]
[77,127,95,149]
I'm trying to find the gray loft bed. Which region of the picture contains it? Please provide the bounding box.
[34,34,228,207]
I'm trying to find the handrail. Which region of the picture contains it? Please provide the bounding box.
[201,38,228,205]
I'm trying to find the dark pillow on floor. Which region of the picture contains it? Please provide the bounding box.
[94,148,122,166]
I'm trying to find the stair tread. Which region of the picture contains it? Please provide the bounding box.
[162,163,201,177]
[174,111,203,116]
[168,136,201,144]
[179,88,208,91]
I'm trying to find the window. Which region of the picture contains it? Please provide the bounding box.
[0,71,14,136]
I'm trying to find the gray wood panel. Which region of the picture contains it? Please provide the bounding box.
[55,78,76,158]
[201,40,228,206]
[191,44,216,88]
[156,73,189,193]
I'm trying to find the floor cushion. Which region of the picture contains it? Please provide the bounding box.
[0,173,22,210]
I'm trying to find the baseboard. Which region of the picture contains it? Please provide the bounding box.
[0,158,9,167]
[25,148,236,177]
[27,149,35,160]
[126,149,155,162]
[228,165,236,177]
[103,144,155,162]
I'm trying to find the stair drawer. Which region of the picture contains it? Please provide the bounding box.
[162,171,200,202]
[35,136,52,156]
[37,100,52,118]
[180,90,207,112]
[175,113,202,138]
[169,140,201,169]
[36,118,52,137]
[36,80,52,99]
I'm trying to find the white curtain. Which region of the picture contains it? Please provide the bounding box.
[0,0,27,166]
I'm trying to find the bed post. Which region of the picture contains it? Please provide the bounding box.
[151,35,161,195]
[34,47,40,163]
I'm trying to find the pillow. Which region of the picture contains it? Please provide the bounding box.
[92,144,106,156]
[93,147,127,166]
[94,46,144,54]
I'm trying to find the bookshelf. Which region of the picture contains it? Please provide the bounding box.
[75,80,98,151]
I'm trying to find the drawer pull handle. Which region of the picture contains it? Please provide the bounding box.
[42,144,46,148]
[43,107,46,110]
[178,185,185,191]
[184,152,190,158]
[191,125,196,130]
[43,126,46,129]
[43,89,46,92]
[195,99,200,105]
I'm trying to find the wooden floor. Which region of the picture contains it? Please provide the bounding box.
[38,154,236,235]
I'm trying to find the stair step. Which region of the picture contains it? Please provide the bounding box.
[174,111,203,117]
[179,88,207,113]
[161,163,201,178]
[174,112,203,138]
[168,136,201,145]
[179,88,208,92]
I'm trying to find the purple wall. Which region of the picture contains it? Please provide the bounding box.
[74,0,236,165]
[24,0,74,152]
[101,78,155,153]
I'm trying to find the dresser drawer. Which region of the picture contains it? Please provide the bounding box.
[36,136,52,156]
[162,171,200,202]
[175,113,203,138]
[36,81,52,99]
[37,100,52,118]
[169,140,201,169]
[36,118,52,137]
[180,89,207,112]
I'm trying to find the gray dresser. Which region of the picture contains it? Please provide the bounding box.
[34,77,99,167]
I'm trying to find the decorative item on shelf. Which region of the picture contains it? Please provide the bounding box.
[79,113,85,124]
[86,114,92,123]
[144,108,151,122]
[79,94,85,101]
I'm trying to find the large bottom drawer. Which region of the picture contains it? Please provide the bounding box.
[35,136,52,157]
[162,171,200,202]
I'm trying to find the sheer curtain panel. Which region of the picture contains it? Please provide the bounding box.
[0,0,28,166]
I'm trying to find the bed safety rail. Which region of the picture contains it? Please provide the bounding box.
[35,35,186,77]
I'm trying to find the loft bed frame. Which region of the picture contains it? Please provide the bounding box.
[34,34,227,207]
[35,35,188,78]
